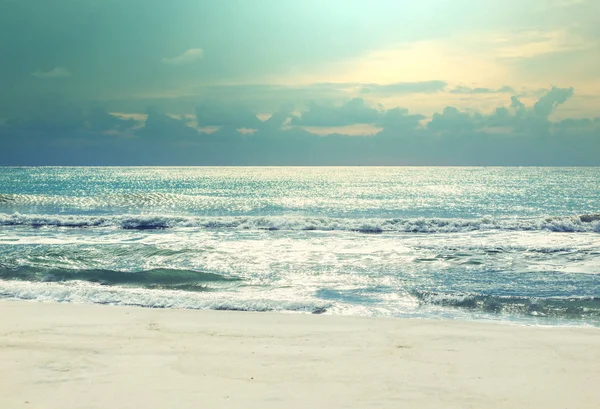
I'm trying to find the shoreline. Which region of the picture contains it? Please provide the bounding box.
[1,296,599,329]
[1,300,599,408]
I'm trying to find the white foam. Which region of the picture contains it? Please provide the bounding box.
[1,212,599,233]
[0,279,330,313]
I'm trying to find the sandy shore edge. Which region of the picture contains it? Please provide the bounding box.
[1,300,599,409]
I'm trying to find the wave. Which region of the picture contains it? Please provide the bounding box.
[414,290,600,320]
[0,266,240,292]
[0,280,329,314]
[1,212,599,233]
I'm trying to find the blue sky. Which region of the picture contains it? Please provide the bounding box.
[0,0,599,165]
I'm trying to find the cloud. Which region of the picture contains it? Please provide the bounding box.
[138,108,199,140]
[32,67,71,79]
[3,0,599,116]
[449,86,515,94]
[291,98,381,127]
[533,86,574,117]
[261,105,294,130]
[195,103,264,129]
[161,48,204,65]
[428,107,481,133]
[426,87,575,134]
[1,86,598,166]
[359,81,447,95]
[5,100,134,134]
[375,108,424,131]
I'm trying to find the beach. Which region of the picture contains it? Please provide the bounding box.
[3,0,600,403]
[1,300,599,409]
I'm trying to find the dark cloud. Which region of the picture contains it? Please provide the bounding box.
[555,117,600,134]
[428,107,482,133]
[1,87,598,165]
[260,104,295,130]
[427,87,576,135]
[195,103,263,129]
[5,101,132,134]
[291,98,380,127]
[533,86,574,117]
[137,108,199,140]
[375,108,424,131]
[510,96,526,112]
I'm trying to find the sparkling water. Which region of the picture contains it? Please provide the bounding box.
[1,167,599,325]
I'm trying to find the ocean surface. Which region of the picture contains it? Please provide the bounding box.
[1,167,599,326]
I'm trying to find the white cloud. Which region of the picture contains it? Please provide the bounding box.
[32,67,71,79]
[298,124,383,136]
[161,48,204,65]
[486,30,590,60]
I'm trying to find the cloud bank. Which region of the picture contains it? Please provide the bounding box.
[0,86,598,166]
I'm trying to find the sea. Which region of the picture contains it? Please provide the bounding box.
[1,167,599,326]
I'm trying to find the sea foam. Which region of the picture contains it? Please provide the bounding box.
[1,212,599,233]
[0,279,330,314]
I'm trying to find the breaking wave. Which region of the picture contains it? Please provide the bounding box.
[1,212,599,233]
[0,266,240,292]
[0,280,330,314]
[414,290,600,320]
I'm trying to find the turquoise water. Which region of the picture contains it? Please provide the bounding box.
[1,167,599,325]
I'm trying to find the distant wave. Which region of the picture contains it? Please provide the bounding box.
[1,212,599,233]
[414,290,600,319]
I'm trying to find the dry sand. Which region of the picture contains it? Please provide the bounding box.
[1,300,599,409]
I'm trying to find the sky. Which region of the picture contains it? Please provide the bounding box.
[0,0,599,165]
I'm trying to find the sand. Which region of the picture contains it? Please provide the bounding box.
[1,300,599,409]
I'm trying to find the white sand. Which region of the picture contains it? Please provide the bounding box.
[1,300,599,409]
